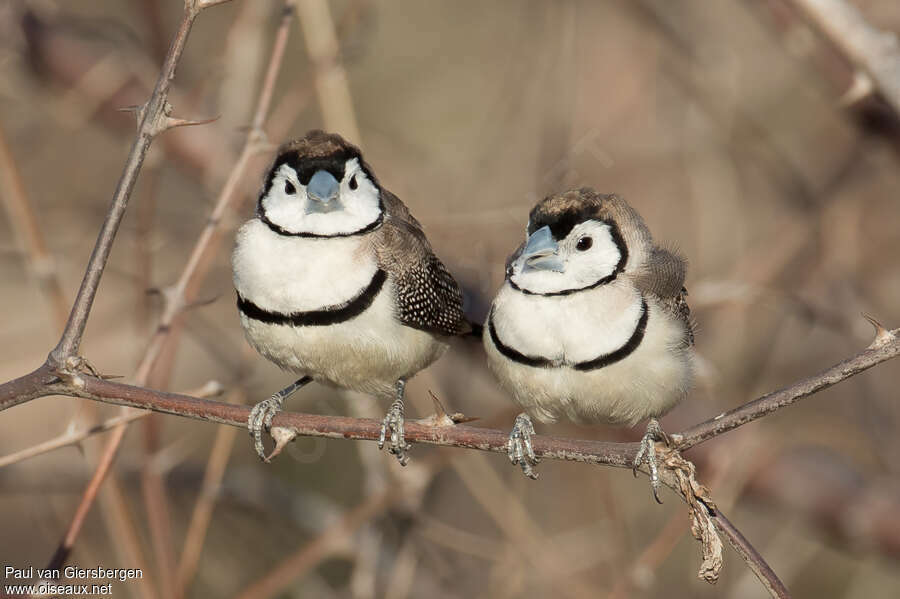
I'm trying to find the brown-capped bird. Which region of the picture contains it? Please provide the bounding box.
[483,188,695,500]
[232,131,470,464]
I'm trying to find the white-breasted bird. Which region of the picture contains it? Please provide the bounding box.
[232,130,471,464]
[483,188,695,499]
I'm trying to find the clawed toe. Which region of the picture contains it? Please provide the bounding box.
[378,398,411,465]
[508,413,540,479]
[633,418,667,503]
[248,377,310,462]
[248,396,284,461]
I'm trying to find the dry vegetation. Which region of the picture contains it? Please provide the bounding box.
[1,1,900,598]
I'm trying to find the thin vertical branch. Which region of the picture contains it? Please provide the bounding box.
[296,0,362,144]
[710,510,791,599]
[37,0,235,576]
[175,391,242,594]
[44,423,129,572]
[47,1,214,367]
[0,122,69,329]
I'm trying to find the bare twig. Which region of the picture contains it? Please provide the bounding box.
[0,411,146,468]
[175,390,242,594]
[47,0,230,368]
[5,327,896,467]
[295,0,361,143]
[672,326,900,450]
[3,323,894,596]
[234,457,444,599]
[710,510,790,599]
[43,417,130,573]
[0,382,223,468]
[784,0,900,116]
[8,0,237,577]
[0,121,68,328]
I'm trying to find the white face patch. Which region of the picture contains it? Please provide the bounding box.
[260,158,382,236]
[509,220,623,295]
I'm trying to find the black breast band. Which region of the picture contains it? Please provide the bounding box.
[237,269,387,327]
[258,208,383,238]
[488,297,649,371]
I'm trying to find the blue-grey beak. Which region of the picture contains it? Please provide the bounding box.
[521,225,564,272]
[306,170,341,213]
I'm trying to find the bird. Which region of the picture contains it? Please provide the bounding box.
[483,187,695,500]
[232,130,471,465]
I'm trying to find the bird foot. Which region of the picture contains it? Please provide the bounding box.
[378,398,411,465]
[633,418,669,503]
[508,413,540,479]
[248,395,284,462]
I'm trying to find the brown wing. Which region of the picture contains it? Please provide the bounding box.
[633,246,694,346]
[374,190,470,336]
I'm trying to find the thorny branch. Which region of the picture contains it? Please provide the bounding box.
[47,0,227,368]
[2,324,897,594]
[0,0,236,581]
[4,325,896,470]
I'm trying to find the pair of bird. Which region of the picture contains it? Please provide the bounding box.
[232,130,695,499]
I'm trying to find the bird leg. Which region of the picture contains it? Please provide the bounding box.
[378,379,411,465]
[508,412,540,479]
[248,376,311,461]
[633,417,670,503]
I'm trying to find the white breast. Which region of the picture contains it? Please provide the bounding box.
[232,218,378,313]
[485,281,693,426]
[231,218,447,397]
[490,281,643,363]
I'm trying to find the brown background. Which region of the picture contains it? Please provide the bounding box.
[1,1,899,597]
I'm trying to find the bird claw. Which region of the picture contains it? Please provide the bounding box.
[633,418,668,503]
[508,413,540,480]
[248,395,284,462]
[378,398,411,465]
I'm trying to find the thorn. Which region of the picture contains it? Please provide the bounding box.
[428,390,448,419]
[451,414,479,424]
[197,0,235,10]
[839,71,874,107]
[164,114,221,131]
[862,312,896,348]
[416,390,459,427]
[266,426,297,462]
[99,374,124,380]
[119,102,148,131]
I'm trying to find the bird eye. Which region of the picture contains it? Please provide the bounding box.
[576,236,593,251]
[284,180,296,195]
[349,174,358,190]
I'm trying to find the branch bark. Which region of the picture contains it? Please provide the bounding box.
[47,0,222,367]
[4,325,896,597]
[785,0,900,115]
[5,328,896,470]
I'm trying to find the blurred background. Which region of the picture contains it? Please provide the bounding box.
[1,0,900,597]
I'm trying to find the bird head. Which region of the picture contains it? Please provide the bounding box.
[257,130,383,237]
[506,188,648,295]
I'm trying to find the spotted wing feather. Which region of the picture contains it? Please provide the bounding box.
[374,190,470,336]
[634,246,694,346]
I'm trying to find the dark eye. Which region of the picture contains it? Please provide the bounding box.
[349,174,358,190]
[284,180,296,195]
[576,236,593,251]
